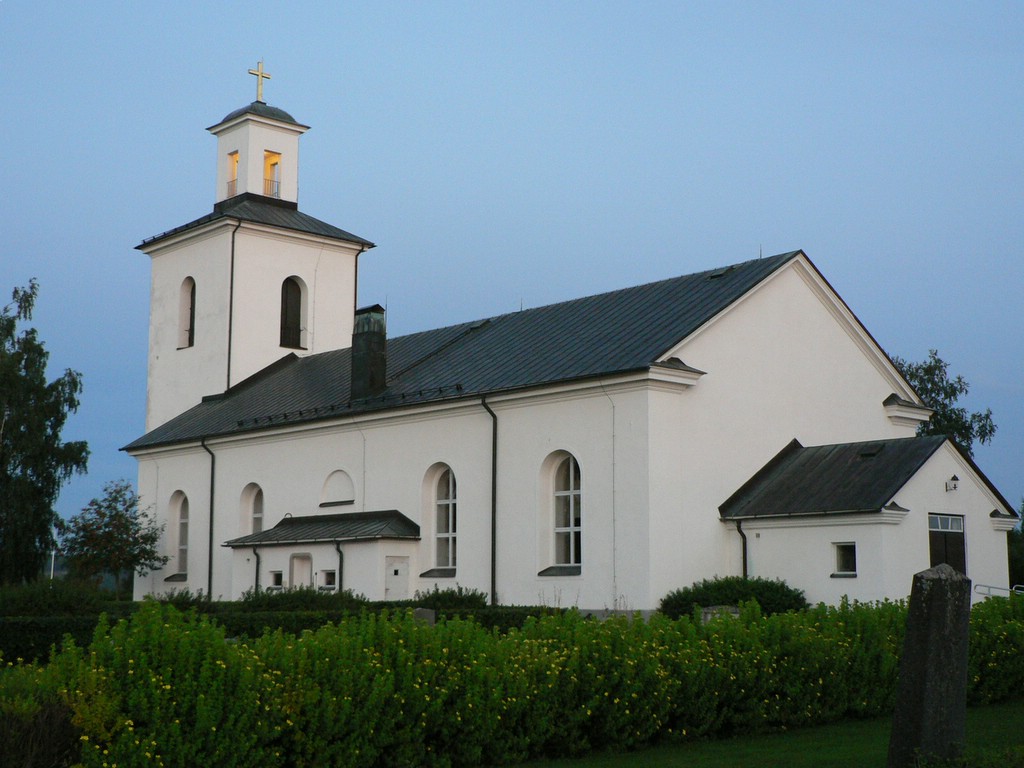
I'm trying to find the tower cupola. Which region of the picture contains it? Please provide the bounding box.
[207,61,309,204]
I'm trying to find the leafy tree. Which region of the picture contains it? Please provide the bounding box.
[891,348,996,458]
[58,480,168,597]
[0,280,89,584]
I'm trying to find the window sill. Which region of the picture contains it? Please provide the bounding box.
[419,567,456,578]
[830,572,857,579]
[164,572,187,582]
[319,500,355,508]
[538,565,581,577]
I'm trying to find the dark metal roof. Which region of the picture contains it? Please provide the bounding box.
[223,510,419,548]
[125,250,802,451]
[720,436,950,520]
[137,193,375,250]
[210,101,307,129]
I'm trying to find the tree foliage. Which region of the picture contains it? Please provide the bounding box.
[891,348,996,458]
[58,480,167,597]
[0,280,89,584]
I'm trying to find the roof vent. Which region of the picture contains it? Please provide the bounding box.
[859,444,884,458]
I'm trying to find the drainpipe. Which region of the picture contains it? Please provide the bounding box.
[201,438,216,597]
[736,520,748,578]
[334,541,345,591]
[251,546,261,592]
[226,220,242,389]
[481,397,498,606]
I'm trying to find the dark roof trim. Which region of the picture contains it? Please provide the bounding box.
[223,510,420,548]
[719,438,805,515]
[208,101,308,130]
[123,362,682,453]
[720,436,947,521]
[720,435,1017,521]
[137,192,374,250]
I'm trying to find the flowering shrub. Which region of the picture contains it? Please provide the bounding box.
[0,660,79,767]
[51,602,286,768]
[8,595,1022,767]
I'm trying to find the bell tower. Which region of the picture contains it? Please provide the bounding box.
[138,64,374,431]
[209,62,308,203]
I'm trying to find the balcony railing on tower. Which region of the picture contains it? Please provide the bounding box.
[226,178,237,197]
[264,178,280,198]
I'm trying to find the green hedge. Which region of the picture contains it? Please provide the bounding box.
[5,596,1024,767]
[659,575,810,618]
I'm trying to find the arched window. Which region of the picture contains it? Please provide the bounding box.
[320,470,355,507]
[252,488,263,533]
[553,454,582,566]
[178,277,196,348]
[171,491,189,576]
[240,483,264,534]
[280,276,305,349]
[435,468,457,569]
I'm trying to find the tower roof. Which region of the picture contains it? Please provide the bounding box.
[137,193,374,250]
[208,101,308,131]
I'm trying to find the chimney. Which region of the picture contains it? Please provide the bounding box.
[351,304,386,400]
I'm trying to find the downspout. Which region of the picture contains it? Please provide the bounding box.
[251,546,261,592]
[736,520,748,578]
[334,541,345,591]
[226,220,242,389]
[481,397,498,606]
[201,438,216,597]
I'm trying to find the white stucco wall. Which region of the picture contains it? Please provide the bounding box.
[133,257,1014,608]
[142,223,360,431]
[644,258,923,605]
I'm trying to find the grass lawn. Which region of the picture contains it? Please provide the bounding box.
[518,699,1024,768]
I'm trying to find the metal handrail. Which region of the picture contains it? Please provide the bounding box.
[974,583,1024,597]
[227,178,237,197]
[264,178,280,198]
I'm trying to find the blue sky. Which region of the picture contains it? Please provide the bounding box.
[1,1,1021,521]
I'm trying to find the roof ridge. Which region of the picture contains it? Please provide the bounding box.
[387,250,803,345]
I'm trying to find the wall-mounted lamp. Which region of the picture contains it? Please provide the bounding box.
[945,475,959,492]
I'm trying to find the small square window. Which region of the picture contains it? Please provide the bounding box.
[269,571,283,588]
[832,543,857,577]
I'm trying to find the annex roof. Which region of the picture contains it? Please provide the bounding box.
[719,435,1016,520]
[137,192,375,250]
[126,250,803,451]
[223,510,419,548]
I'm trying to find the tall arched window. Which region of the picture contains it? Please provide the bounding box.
[171,491,189,576]
[435,468,457,569]
[178,277,196,348]
[240,483,264,534]
[252,488,263,534]
[553,455,582,566]
[280,277,304,349]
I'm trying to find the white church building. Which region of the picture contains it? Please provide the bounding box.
[127,88,1017,609]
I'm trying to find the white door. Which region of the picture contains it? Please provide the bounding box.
[385,556,409,601]
[290,554,313,588]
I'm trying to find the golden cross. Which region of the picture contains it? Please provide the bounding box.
[248,60,272,102]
